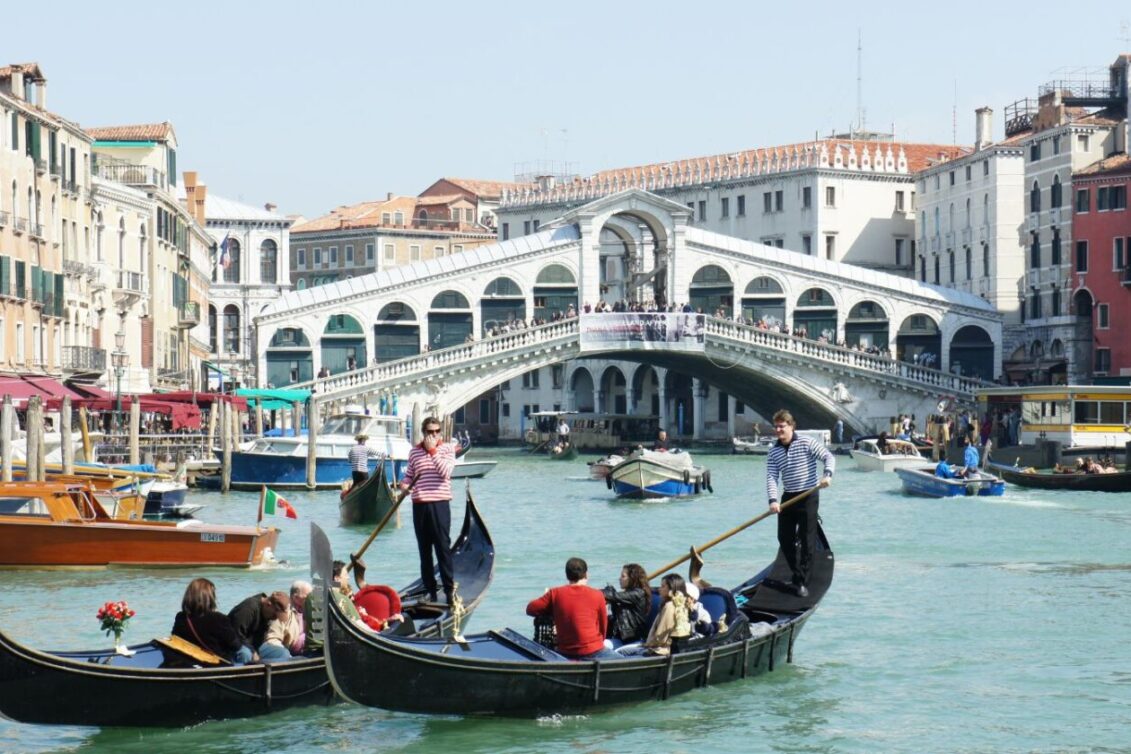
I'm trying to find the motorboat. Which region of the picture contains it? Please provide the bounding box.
[0,480,278,567]
[608,448,712,499]
[143,480,201,519]
[895,466,1005,498]
[221,409,412,490]
[849,438,924,472]
[732,436,774,455]
[451,458,498,479]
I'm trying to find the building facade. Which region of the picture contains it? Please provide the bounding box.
[1071,154,1131,380]
[914,108,1027,325]
[417,177,530,232]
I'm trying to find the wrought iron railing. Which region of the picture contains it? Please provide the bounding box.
[62,345,107,372]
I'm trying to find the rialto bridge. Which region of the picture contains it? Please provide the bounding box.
[255,190,1001,434]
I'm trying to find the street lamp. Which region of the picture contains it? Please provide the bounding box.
[112,329,129,433]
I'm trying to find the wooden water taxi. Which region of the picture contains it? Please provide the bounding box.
[0,481,278,568]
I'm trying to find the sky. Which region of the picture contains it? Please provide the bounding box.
[8,1,1130,219]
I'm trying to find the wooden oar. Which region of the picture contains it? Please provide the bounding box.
[647,484,822,580]
[348,480,413,572]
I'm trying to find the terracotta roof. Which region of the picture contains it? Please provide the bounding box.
[437,177,533,199]
[86,122,175,142]
[415,194,467,206]
[1075,153,1131,177]
[1072,106,1126,127]
[292,195,485,234]
[0,62,45,81]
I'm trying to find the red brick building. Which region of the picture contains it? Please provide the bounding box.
[1072,154,1131,381]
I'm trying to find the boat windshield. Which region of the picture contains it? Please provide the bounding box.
[320,415,403,437]
[0,496,50,517]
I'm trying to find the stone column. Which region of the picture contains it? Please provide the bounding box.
[692,378,706,440]
[593,389,605,414]
[625,386,637,415]
[0,396,12,482]
[657,371,669,433]
[727,394,737,438]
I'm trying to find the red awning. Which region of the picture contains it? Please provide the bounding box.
[43,396,203,430]
[67,382,114,400]
[152,391,250,411]
[0,375,85,407]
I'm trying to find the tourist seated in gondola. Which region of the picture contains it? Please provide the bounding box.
[261,594,302,661]
[287,580,312,654]
[629,573,694,657]
[166,577,250,667]
[526,556,619,660]
[683,582,715,638]
[229,591,292,662]
[601,563,651,649]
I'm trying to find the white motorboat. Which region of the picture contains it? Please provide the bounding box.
[731,436,774,455]
[609,449,712,499]
[587,453,625,480]
[850,438,924,472]
[450,458,497,479]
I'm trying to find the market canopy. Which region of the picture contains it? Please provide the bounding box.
[44,395,203,430]
[235,388,311,411]
[0,375,86,407]
[152,390,250,411]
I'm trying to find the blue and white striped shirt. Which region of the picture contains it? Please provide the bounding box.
[765,435,835,504]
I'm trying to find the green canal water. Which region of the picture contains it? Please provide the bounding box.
[0,449,1127,753]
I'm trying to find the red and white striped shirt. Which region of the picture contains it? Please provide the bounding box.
[400,442,457,503]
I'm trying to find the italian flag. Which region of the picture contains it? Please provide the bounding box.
[261,488,298,520]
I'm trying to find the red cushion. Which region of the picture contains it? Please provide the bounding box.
[352,585,401,630]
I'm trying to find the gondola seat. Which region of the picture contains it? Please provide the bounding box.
[698,586,739,628]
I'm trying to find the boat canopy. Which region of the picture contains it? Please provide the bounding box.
[235,388,312,411]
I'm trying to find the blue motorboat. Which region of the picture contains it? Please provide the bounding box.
[608,449,712,499]
[215,410,412,490]
[895,465,1005,498]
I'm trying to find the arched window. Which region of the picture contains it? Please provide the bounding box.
[1051,175,1062,208]
[1030,233,1041,268]
[138,223,147,273]
[934,255,940,284]
[948,251,956,283]
[1030,180,1041,213]
[965,247,973,281]
[933,207,940,235]
[965,198,971,228]
[208,304,217,353]
[117,216,126,271]
[983,194,990,226]
[260,239,278,284]
[948,203,955,232]
[223,239,241,284]
[982,243,990,277]
[222,305,240,354]
[919,255,927,282]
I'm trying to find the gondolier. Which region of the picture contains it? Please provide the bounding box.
[348,434,382,486]
[765,409,834,598]
[400,416,458,603]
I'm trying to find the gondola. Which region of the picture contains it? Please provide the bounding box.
[338,463,398,526]
[324,522,833,717]
[547,443,578,461]
[0,489,494,727]
[987,461,1131,492]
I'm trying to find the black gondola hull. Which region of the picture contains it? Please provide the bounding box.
[325,524,832,717]
[988,462,1131,492]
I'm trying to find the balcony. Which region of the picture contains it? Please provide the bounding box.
[34,158,46,175]
[94,160,167,190]
[13,216,27,235]
[49,162,61,181]
[1123,266,1131,287]
[62,345,107,374]
[961,227,973,245]
[943,231,955,249]
[177,301,201,328]
[1049,207,1062,226]
[113,270,147,307]
[0,210,7,227]
[1027,213,1039,232]
[31,223,44,239]
[929,236,940,253]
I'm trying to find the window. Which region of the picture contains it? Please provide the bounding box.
[1098,187,1109,211]
[1076,188,1090,212]
[1030,233,1040,268]
[983,243,990,277]
[737,195,746,216]
[433,245,444,258]
[523,220,530,235]
[1095,348,1111,373]
[383,243,395,262]
[825,186,836,207]
[1112,185,1127,210]
[453,244,463,253]
[697,201,706,221]
[895,238,905,266]
[983,160,989,176]
[478,399,491,424]
[1053,135,1060,154]
[775,239,784,249]
[381,212,391,224]
[802,186,812,209]
[1077,134,1089,152]
[533,219,540,232]
[1051,176,1062,208]
[802,235,812,255]
[1051,287,1061,316]
[965,165,971,182]
[934,256,940,284]
[1030,293,1041,319]
[1030,142,1041,161]
[365,243,374,262]
[393,211,404,224]
[345,245,354,264]
[552,364,563,389]
[15,323,23,362]
[948,251,956,283]
[260,240,278,283]
[919,255,927,282]
[1116,238,1126,270]
[1075,240,1088,272]
[409,244,421,261]
[501,403,510,418]
[329,246,338,266]
[774,190,783,211]
[1051,230,1061,266]
[297,248,306,268]
[965,247,972,280]
[312,247,322,267]
[1030,181,1040,213]
[1098,303,1109,329]
[501,223,509,240]
[895,191,905,211]
[824,234,835,260]
[949,171,955,185]
[720,197,729,218]
[763,192,772,213]
[522,369,540,388]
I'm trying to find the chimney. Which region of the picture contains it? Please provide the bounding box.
[386,192,394,201]
[10,68,23,101]
[974,108,993,151]
[35,79,45,110]
[264,202,277,213]
[195,184,208,225]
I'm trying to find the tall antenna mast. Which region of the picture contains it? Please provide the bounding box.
[856,29,865,134]
[952,80,958,146]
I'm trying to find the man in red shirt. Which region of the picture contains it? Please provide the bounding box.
[526,557,619,660]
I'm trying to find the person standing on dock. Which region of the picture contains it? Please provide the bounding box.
[400,417,457,603]
[348,433,382,486]
[765,409,834,598]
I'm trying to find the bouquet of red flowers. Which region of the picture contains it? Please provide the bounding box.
[96,600,135,643]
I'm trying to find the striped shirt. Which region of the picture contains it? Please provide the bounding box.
[401,442,457,503]
[348,444,381,472]
[765,434,835,504]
